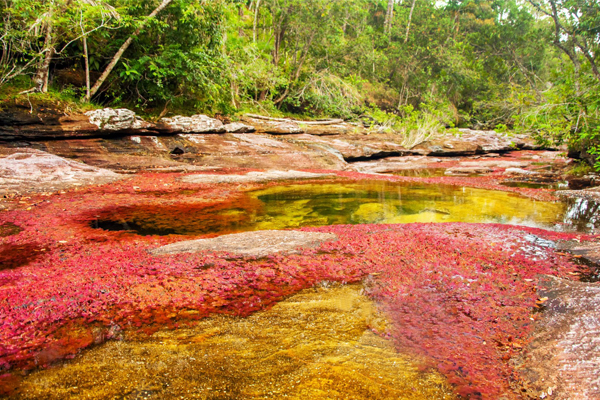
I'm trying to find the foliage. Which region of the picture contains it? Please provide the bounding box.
[0,0,599,164]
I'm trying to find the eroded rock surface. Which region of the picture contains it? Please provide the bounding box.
[0,148,123,195]
[181,170,333,184]
[152,230,338,257]
[85,108,151,131]
[557,240,600,265]
[520,276,600,399]
[241,117,304,135]
[288,133,408,161]
[159,114,225,133]
[10,133,347,172]
[223,122,255,133]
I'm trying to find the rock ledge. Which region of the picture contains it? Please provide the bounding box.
[151,230,338,258]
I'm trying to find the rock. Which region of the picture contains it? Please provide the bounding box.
[556,240,600,266]
[349,156,440,174]
[411,129,547,156]
[566,176,593,190]
[520,275,600,399]
[412,138,481,156]
[181,170,333,184]
[457,129,543,151]
[85,108,151,131]
[0,106,160,140]
[241,117,304,135]
[287,134,408,161]
[504,167,539,175]
[4,133,347,172]
[0,148,123,195]
[459,160,530,169]
[159,115,225,133]
[151,230,338,258]
[445,167,493,175]
[223,122,255,133]
[300,123,361,136]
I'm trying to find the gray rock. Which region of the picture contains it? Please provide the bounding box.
[504,167,539,175]
[160,115,225,133]
[0,148,123,195]
[85,108,150,131]
[223,122,255,133]
[151,230,338,258]
[242,117,304,134]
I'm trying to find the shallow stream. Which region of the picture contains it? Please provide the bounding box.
[9,179,600,399]
[14,285,456,400]
[92,181,599,235]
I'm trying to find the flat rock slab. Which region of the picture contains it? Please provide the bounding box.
[0,148,123,195]
[520,276,600,399]
[151,230,338,257]
[557,240,600,265]
[181,170,333,184]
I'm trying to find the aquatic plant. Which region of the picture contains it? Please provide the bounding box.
[0,170,593,398]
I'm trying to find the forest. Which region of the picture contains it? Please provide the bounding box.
[0,0,599,168]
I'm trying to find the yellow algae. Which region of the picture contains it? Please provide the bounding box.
[14,285,456,400]
[247,181,566,231]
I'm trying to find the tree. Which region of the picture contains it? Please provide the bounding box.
[87,0,173,100]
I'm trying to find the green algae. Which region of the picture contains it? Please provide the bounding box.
[13,284,457,400]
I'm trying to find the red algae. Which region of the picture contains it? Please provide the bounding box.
[0,170,594,398]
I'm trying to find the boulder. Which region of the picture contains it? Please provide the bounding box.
[158,114,225,133]
[287,134,408,161]
[412,137,481,156]
[151,230,338,258]
[241,117,303,134]
[300,123,362,136]
[85,108,151,131]
[223,122,255,133]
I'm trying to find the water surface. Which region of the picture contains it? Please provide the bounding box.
[14,285,456,400]
[91,181,599,235]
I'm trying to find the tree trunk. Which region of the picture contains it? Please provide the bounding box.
[33,2,55,93]
[405,0,417,43]
[274,31,315,105]
[82,35,91,100]
[253,0,261,43]
[384,0,394,36]
[87,0,173,100]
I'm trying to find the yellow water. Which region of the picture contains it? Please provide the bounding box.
[248,181,567,230]
[14,285,456,400]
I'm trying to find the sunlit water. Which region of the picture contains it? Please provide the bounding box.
[92,181,599,235]
[13,285,456,400]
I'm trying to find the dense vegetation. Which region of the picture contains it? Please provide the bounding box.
[0,0,599,168]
